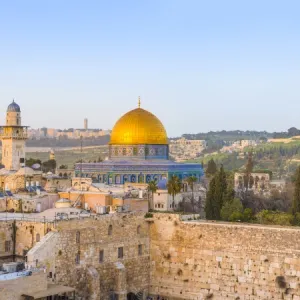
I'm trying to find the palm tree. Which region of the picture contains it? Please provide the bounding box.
[187,175,197,212]
[147,180,158,210]
[167,175,182,210]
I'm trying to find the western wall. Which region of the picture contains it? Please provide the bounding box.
[149,214,300,300]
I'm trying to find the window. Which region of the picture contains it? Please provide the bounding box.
[36,233,40,242]
[118,247,123,259]
[133,147,138,155]
[76,231,80,243]
[137,225,141,234]
[75,253,80,265]
[5,241,11,252]
[99,250,104,263]
[108,225,112,236]
[138,244,142,256]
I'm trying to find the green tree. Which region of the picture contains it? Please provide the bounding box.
[42,159,57,173]
[59,164,68,169]
[205,165,229,220]
[224,172,235,203]
[205,177,216,219]
[244,151,254,190]
[221,198,243,221]
[187,176,197,212]
[147,180,158,210]
[292,166,300,214]
[206,159,217,176]
[213,165,227,219]
[167,175,182,209]
[26,158,42,168]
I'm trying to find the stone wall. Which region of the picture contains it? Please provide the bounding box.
[149,214,300,300]
[0,221,13,262]
[30,212,150,299]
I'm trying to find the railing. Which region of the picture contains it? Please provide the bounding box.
[0,133,28,139]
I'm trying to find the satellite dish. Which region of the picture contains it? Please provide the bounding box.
[32,163,41,169]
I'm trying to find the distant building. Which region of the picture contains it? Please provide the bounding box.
[169,137,207,161]
[234,172,271,191]
[84,118,88,130]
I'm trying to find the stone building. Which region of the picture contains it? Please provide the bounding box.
[234,172,271,191]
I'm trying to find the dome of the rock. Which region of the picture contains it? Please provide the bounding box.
[109,107,168,145]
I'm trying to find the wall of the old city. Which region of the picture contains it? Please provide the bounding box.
[149,214,300,300]
[53,212,150,299]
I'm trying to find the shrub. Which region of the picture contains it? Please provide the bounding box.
[243,208,253,222]
[229,211,244,222]
[275,276,286,288]
[177,269,183,276]
[256,210,293,226]
[221,198,243,221]
[292,212,300,226]
[144,212,153,218]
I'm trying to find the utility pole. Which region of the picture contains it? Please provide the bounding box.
[80,136,83,191]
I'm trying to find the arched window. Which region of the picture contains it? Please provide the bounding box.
[108,225,112,236]
[76,231,80,243]
[36,233,40,242]
[137,225,141,234]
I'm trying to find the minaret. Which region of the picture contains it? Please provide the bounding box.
[0,100,28,170]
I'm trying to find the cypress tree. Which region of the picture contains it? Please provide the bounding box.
[205,176,216,219]
[224,172,235,203]
[292,166,300,214]
[206,159,217,176]
[214,165,227,219]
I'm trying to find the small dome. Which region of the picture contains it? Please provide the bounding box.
[7,100,20,112]
[110,107,168,145]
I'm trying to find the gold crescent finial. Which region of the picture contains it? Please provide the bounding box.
[138,96,141,108]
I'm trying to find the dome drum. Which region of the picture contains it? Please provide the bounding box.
[109,144,169,160]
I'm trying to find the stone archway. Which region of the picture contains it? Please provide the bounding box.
[138,174,144,183]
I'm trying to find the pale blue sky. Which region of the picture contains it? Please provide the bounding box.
[0,0,300,137]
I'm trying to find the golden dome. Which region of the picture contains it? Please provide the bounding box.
[110,107,168,145]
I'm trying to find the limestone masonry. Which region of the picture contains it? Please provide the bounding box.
[2,213,300,299]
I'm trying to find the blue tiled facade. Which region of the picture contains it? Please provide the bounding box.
[74,160,204,185]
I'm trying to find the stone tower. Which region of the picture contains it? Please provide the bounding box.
[50,149,55,160]
[0,100,28,170]
[84,118,88,130]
